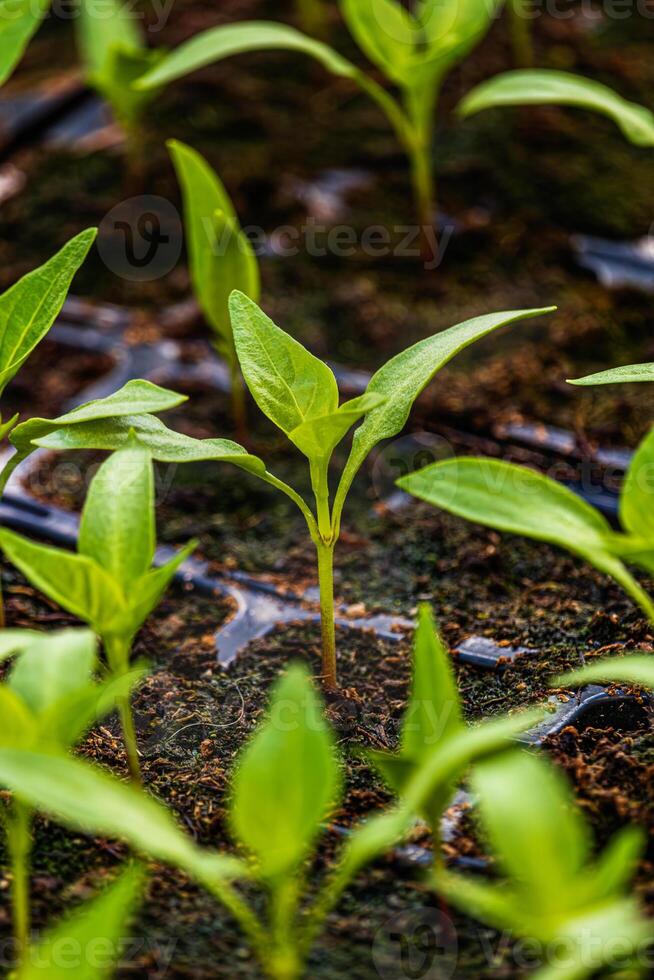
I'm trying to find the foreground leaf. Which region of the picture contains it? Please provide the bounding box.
[8,629,97,715]
[0,749,245,888]
[459,70,654,147]
[0,229,96,395]
[556,655,654,690]
[231,665,340,879]
[17,864,145,979]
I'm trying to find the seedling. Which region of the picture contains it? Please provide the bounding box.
[399,419,654,624]
[136,2,504,257]
[0,0,50,88]
[459,69,654,147]
[370,605,543,874]
[168,140,260,440]
[0,442,197,783]
[76,0,165,181]
[151,293,550,690]
[16,863,145,980]
[436,752,650,980]
[0,628,143,963]
[0,663,544,980]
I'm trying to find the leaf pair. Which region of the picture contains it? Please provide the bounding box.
[76,0,165,126]
[369,607,542,840]
[438,752,649,980]
[0,442,194,643]
[398,423,654,623]
[0,628,140,752]
[459,69,654,148]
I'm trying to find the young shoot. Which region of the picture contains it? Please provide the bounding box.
[135,1,504,258]
[76,0,166,183]
[0,442,197,784]
[168,140,260,441]
[183,293,551,689]
[436,752,650,980]
[0,628,143,964]
[556,655,654,692]
[0,662,544,980]
[369,605,543,875]
[0,0,51,88]
[15,864,145,980]
[459,69,654,148]
[398,422,654,625]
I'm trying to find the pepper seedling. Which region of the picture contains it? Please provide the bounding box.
[370,605,543,875]
[168,139,260,441]
[0,662,545,980]
[459,69,654,148]
[0,627,144,963]
[0,442,198,784]
[161,292,549,690]
[16,863,145,980]
[135,1,504,256]
[436,751,650,980]
[76,0,166,182]
[399,420,654,625]
[0,0,51,88]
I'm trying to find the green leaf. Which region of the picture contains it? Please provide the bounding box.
[435,869,521,934]
[168,140,260,356]
[11,380,187,453]
[473,752,590,919]
[340,0,417,83]
[583,826,645,904]
[77,0,144,72]
[33,412,266,474]
[135,21,362,91]
[334,307,555,517]
[105,540,197,638]
[96,46,164,125]
[17,863,145,979]
[230,292,338,436]
[0,529,123,632]
[288,392,384,463]
[0,687,36,748]
[0,229,96,396]
[620,427,654,542]
[231,664,341,879]
[0,748,246,888]
[79,443,155,590]
[569,363,654,387]
[555,655,654,691]
[459,70,654,147]
[401,605,463,758]
[0,0,50,87]
[398,457,654,619]
[418,0,501,72]
[0,629,43,663]
[8,629,97,715]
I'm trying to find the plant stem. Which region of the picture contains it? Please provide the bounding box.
[408,137,436,262]
[105,635,142,784]
[508,0,534,68]
[316,540,337,691]
[7,800,32,966]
